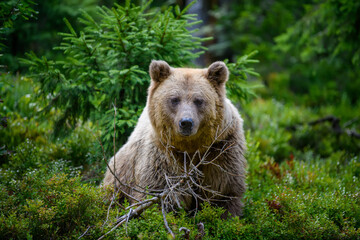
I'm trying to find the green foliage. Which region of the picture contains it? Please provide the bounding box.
[0,75,101,172]
[276,0,360,66]
[0,0,100,71]
[22,0,207,154]
[211,0,360,106]
[0,0,37,52]
[246,99,298,161]
[47,124,100,166]
[0,140,119,239]
[275,0,360,105]
[238,101,360,239]
[210,0,310,68]
[115,205,177,239]
[0,0,37,27]
[0,74,48,164]
[225,50,261,103]
[245,99,360,161]
[209,0,313,106]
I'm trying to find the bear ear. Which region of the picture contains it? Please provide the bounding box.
[149,60,172,83]
[206,61,229,86]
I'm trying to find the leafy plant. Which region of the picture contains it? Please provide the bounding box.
[0,0,101,71]
[22,0,208,154]
[225,50,261,104]
[0,74,101,169]
[0,139,114,239]
[275,0,360,105]
[0,0,37,52]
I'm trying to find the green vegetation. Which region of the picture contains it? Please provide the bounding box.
[0,0,37,53]
[22,1,208,152]
[212,0,360,106]
[1,0,359,239]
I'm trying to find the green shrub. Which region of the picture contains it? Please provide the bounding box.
[0,140,119,239]
[275,0,360,105]
[0,172,115,239]
[0,74,103,171]
[0,74,49,164]
[225,51,261,104]
[22,0,208,154]
[0,0,37,53]
[244,98,360,161]
[0,0,100,71]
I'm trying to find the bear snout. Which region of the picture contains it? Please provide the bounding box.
[179,118,194,136]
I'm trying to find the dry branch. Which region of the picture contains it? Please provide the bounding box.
[95,130,239,239]
[91,115,242,239]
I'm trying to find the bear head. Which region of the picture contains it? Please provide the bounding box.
[147,60,229,153]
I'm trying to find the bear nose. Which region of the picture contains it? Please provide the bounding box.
[179,118,193,134]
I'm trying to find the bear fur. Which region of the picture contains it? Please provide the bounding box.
[102,60,247,216]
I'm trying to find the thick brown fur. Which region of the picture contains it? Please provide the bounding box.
[102,60,247,217]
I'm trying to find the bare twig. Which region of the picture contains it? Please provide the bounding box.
[344,117,359,128]
[96,113,241,239]
[98,176,185,239]
[113,100,117,190]
[125,208,132,236]
[161,199,175,239]
[125,198,156,210]
[96,131,160,202]
[96,136,140,202]
[78,225,92,239]
[191,120,234,174]
[102,186,122,229]
[98,196,160,240]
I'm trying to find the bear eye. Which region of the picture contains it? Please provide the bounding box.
[194,98,204,107]
[170,97,180,106]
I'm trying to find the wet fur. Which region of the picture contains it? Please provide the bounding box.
[102,61,247,217]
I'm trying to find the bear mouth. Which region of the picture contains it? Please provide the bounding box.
[179,127,194,136]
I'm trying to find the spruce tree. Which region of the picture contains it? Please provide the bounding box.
[22,0,257,154]
[23,0,208,153]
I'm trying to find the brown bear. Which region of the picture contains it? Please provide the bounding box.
[102,60,247,217]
